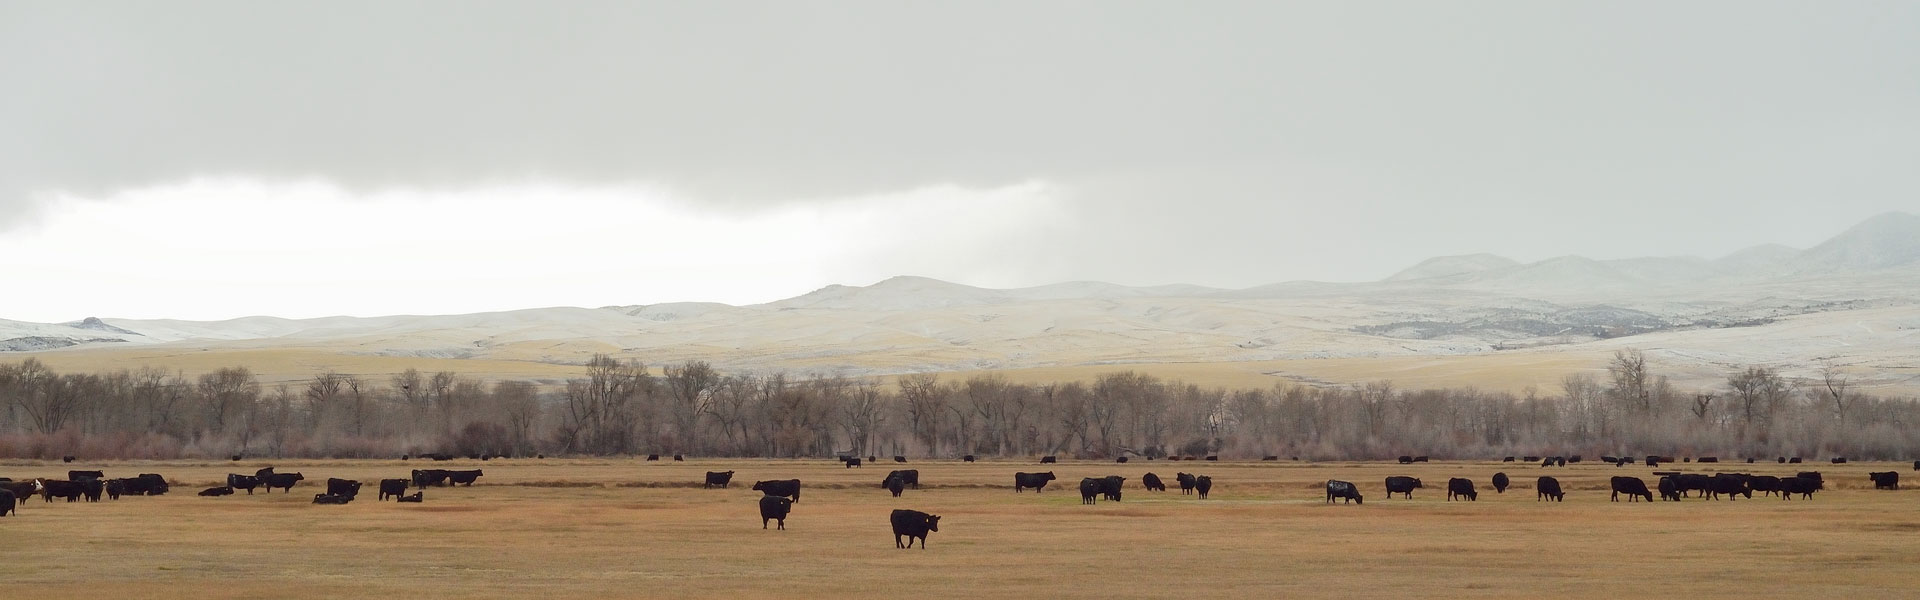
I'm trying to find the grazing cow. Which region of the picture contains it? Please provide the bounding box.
[1502,457,1515,462]
[1177,472,1198,495]
[964,455,976,463]
[890,509,941,549]
[68,470,104,481]
[1782,476,1822,500]
[1195,476,1212,499]
[1601,456,1618,463]
[1385,476,1424,499]
[76,478,104,502]
[327,478,363,499]
[1143,473,1166,492]
[1610,476,1653,502]
[884,469,921,490]
[447,470,484,486]
[1100,475,1126,502]
[1398,455,1413,464]
[397,492,424,503]
[1206,456,1220,462]
[705,471,735,489]
[1746,458,1756,463]
[264,472,305,493]
[1658,476,1682,501]
[1671,474,1712,498]
[884,475,905,497]
[1536,476,1564,501]
[1789,457,1802,464]
[0,489,13,517]
[198,486,234,497]
[1116,456,1129,464]
[845,457,862,468]
[1326,480,1363,504]
[228,474,262,495]
[1779,457,1788,464]
[41,480,84,502]
[379,478,409,500]
[311,493,352,505]
[751,479,801,503]
[1832,457,1848,464]
[1412,456,1428,463]
[1555,457,1567,467]
[1079,478,1102,505]
[893,456,906,463]
[1492,472,1510,494]
[647,454,659,461]
[1040,456,1057,464]
[105,479,126,500]
[1870,472,1900,490]
[1540,458,1553,468]
[63,456,75,463]
[1569,456,1583,463]
[1749,475,1783,497]
[1645,456,1660,467]
[1707,474,1752,500]
[1446,478,1477,501]
[1699,457,1718,463]
[230,454,242,462]
[1523,456,1541,462]
[760,495,792,530]
[412,469,452,487]
[1014,472,1056,493]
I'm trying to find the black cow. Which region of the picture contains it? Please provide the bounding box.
[1782,476,1821,500]
[264,472,305,493]
[124,473,168,496]
[890,509,940,549]
[1206,455,1219,462]
[448,470,483,486]
[397,492,424,503]
[379,478,409,500]
[198,486,234,497]
[646,454,659,461]
[1014,472,1055,493]
[963,455,975,463]
[704,471,735,488]
[1913,460,1919,472]
[1177,472,1198,495]
[1326,480,1363,504]
[844,457,862,468]
[105,478,126,500]
[1789,457,1802,464]
[1195,476,1212,499]
[1143,472,1166,491]
[1385,476,1423,499]
[1398,455,1413,464]
[1492,472,1510,494]
[1645,456,1660,467]
[1673,474,1712,498]
[1536,476,1564,501]
[759,495,792,530]
[1870,472,1900,490]
[1569,455,1583,463]
[68,470,104,481]
[1796,471,1824,485]
[327,478,363,499]
[1116,456,1129,464]
[1707,474,1751,500]
[412,469,452,487]
[0,481,38,509]
[1040,456,1057,464]
[41,480,84,502]
[884,469,920,490]
[0,489,13,517]
[1831,457,1848,464]
[1748,475,1783,497]
[1075,475,1105,503]
[1610,476,1653,502]
[62,456,74,463]
[228,474,262,495]
[1601,456,1618,463]
[311,493,352,505]
[884,475,905,497]
[1658,476,1681,501]
[1502,457,1515,462]
[1523,456,1540,462]
[674,454,684,461]
[751,479,801,502]
[76,478,103,502]
[1099,475,1126,502]
[1698,457,1718,463]
[255,467,276,480]
[1263,456,1279,461]
[1446,478,1477,501]
[893,456,906,463]
[230,454,242,461]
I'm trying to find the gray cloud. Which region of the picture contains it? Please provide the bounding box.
[3,1,1917,288]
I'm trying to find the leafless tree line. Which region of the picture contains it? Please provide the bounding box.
[1,350,1916,460]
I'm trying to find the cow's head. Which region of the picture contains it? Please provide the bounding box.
[1354,494,1364,505]
[925,515,941,532]
[1411,478,1423,487]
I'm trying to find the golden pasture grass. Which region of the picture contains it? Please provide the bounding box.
[2,457,1918,599]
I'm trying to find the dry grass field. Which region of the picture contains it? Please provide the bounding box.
[3,457,1919,599]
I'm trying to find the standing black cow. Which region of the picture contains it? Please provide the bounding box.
[1705,474,1751,500]
[1657,476,1681,501]
[1492,472,1510,494]
[378,478,409,500]
[264,472,305,493]
[1398,455,1414,464]
[228,474,262,495]
[884,475,905,497]
[759,495,792,530]
[1040,456,1057,464]
[1014,472,1055,493]
[1194,476,1212,499]
[1177,472,1198,495]
[447,470,484,486]
[963,455,975,463]
[1611,476,1653,502]
[751,479,801,503]
[893,456,907,463]
[884,470,920,490]
[41,480,84,502]
[1099,476,1126,502]
[705,471,735,488]
[1831,457,1848,464]
[1078,478,1102,505]
[890,509,941,549]
[1782,476,1822,500]
[1326,480,1363,504]
[105,479,126,500]
[326,478,363,499]
[1870,472,1900,490]
[68,470,104,481]
[844,457,862,468]
[1385,476,1423,499]
[1446,478,1477,501]
[673,454,685,461]
[0,489,13,517]
[76,478,103,502]
[1116,456,1129,464]
[1142,472,1166,492]
[1748,475,1782,497]
[1536,476,1564,501]
[411,469,451,487]
[1913,460,1919,472]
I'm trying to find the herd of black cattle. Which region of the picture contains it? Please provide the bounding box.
[4,455,1915,548]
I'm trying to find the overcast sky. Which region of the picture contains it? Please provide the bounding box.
[3,2,1916,321]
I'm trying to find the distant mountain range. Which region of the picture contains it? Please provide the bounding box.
[6,212,1919,394]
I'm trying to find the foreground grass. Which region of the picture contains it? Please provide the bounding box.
[2,458,1916,599]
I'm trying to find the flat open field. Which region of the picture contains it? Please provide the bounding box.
[3,458,1918,599]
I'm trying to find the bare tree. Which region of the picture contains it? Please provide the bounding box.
[898,373,945,455]
[1821,362,1855,423]
[662,361,720,453]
